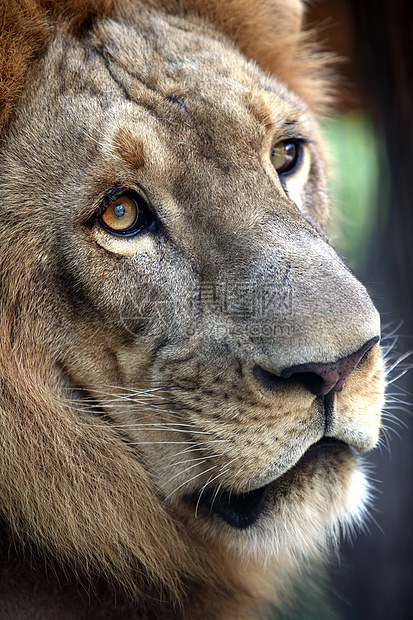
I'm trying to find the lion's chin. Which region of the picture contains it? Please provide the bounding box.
[190,438,351,530]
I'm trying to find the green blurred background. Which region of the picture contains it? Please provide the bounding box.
[324,113,380,273]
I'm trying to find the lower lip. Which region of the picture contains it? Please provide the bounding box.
[190,438,349,529]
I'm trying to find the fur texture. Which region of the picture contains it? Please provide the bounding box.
[0,1,384,618]
[0,0,331,134]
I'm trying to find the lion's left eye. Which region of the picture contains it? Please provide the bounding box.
[100,195,147,235]
[271,140,301,175]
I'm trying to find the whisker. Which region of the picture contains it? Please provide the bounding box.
[126,439,225,446]
[165,465,219,501]
[381,337,399,359]
[194,474,214,519]
[194,462,236,518]
[106,426,215,435]
[167,459,208,485]
[127,440,197,446]
[381,319,404,339]
[385,392,411,402]
[208,480,225,514]
[385,349,413,375]
[174,454,221,467]
[173,445,224,460]
[386,368,413,384]
[380,412,408,428]
[105,422,198,429]
[383,406,411,418]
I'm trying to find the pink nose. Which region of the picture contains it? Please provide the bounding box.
[280,336,379,396]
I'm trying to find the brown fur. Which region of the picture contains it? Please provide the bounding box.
[0,1,384,618]
[0,0,331,134]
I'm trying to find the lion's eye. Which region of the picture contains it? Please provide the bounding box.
[100,195,145,235]
[271,140,301,175]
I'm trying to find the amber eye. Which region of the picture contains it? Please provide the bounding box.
[100,195,142,234]
[271,140,301,175]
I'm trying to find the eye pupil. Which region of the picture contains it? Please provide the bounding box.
[113,204,126,218]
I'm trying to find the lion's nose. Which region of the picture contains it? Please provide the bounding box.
[254,336,379,397]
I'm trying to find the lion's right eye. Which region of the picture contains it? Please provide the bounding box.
[100,194,151,236]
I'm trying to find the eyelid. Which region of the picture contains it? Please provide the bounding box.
[93,183,152,216]
[272,136,312,149]
[97,188,136,218]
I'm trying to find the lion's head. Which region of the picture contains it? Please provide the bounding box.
[0,1,384,618]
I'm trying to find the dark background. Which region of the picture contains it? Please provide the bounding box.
[305,1,413,619]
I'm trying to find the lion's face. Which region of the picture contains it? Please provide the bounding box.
[0,6,383,576]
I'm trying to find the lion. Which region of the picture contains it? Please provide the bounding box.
[0,1,385,618]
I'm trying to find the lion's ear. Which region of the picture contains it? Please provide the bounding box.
[175,0,332,113]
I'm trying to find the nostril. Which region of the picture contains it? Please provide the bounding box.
[253,336,379,397]
[285,371,326,395]
[280,336,379,396]
[253,366,328,394]
[252,366,286,391]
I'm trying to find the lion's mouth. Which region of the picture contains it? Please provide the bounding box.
[194,484,269,529]
[192,437,348,529]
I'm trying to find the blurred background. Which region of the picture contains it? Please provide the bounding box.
[278,1,413,618]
